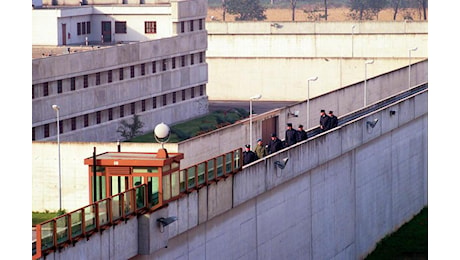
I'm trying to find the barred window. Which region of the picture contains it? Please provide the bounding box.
[145,21,157,34]
[130,102,135,114]
[96,111,101,124]
[108,70,112,83]
[152,97,157,109]
[182,89,186,101]
[44,124,50,138]
[96,72,101,85]
[115,21,127,34]
[71,77,76,91]
[141,100,146,112]
[83,75,88,88]
[71,117,76,130]
[130,66,135,78]
[141,63,145,75]
[120,105,124,118]
[119,68,124,80]
[108,108,113,121]
[43,82,49,96]
[172,92,176,103]
[57,80,62,93]
[84,114,89,127]
[152,61,156,73]
[162,94,167,106]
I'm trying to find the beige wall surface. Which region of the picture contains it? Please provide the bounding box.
[206,21,427,101]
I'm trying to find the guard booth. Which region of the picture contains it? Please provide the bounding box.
[84,148,184,212]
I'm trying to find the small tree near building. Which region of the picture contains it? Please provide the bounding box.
[117,114,144,140]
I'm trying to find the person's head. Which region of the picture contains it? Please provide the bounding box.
[257,138,263,145]
[329,111,334,116]
[271,133,277,140]
[286,123,292,129]
[298,124,304,130]
[320,109,326,115]
[245,144,251,150]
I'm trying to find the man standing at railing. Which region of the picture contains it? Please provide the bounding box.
[285,123,297,147]
[268,133,283,154]
[320,109,331,132]
[243,144,258,165]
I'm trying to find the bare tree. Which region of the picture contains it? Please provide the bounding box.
[324,0,328,20]
[390,0,402,20]
[290,0,297,21]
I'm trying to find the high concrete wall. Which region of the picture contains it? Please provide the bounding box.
[130,90,428,260]
[206,21,427,101]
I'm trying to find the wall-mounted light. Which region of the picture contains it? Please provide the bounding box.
[366,118,379,129]
[274,157,289,169]
[157,216,178,233]
[390,110,396,116]
[288,110,299,117]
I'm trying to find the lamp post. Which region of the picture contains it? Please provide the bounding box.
[408,47,418,89]
[351,25,356,57]
[52,104,62,211]
[307,76,318,129]
[364,60,374,106]
[249,94,262,146]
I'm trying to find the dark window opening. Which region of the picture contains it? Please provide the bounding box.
[96,73,101,85]
[119,68,124,80]
[83,75,88,88]
[71,77,76,91]
[44,124,50,138]
[130,66,135,78]
[43,83,49,96]
[57,80,62,93]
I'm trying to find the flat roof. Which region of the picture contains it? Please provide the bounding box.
[84,151,184,167]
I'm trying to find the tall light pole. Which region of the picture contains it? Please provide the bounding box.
[307,76,318,129]
[52,104,62,211]
[364,60,374,106]
[408,47,418,89]
[351,25,356,57]
[249,94,262,147]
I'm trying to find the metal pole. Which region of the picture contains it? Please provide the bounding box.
[408,47,418,89]
[364,60,374,106]
[57,109,61,211]
[307,81,310,129]
[249,99,253,146]
[93,147,97,203]
[306,77,318,129]
[351,25,355,58]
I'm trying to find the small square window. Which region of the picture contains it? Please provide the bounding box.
[115,21,127,34]
[145,21,157,34]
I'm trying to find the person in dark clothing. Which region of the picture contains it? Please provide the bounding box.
[243,144,258,165]
[328,111,338,129]
[268,133,283,154]
[319,109,330,132]
[296,124,308,142]
[285,123,297,147]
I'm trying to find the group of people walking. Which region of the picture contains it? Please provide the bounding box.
[243,109,339,165]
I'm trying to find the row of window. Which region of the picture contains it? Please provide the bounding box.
[32,85,206,140]
[32,51,206,99]
[112,19,204,35]
[77,21,91,36]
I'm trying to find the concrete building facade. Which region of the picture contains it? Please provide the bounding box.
[32,0,209,142]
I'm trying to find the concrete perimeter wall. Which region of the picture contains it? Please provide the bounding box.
[206,21,427,101]
[47,88,427,259]
[132,89,428,260]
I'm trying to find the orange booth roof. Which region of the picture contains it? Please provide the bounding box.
[84,150,184,167]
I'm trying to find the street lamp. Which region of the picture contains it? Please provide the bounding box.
[307,76,318,129]
[364,59,374,106]
[408,47,418,89]
[351,25,356,57]
[249,94,262,147]
[52,104,62,211]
